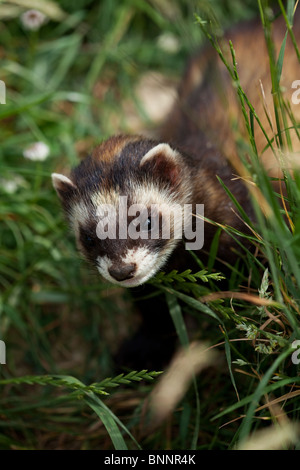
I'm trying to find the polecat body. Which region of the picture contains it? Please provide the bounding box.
[52,13,300,288]
[52,12,299,369]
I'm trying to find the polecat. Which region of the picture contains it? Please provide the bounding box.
[52,12,300,368]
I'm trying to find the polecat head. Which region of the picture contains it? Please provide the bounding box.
[52,135,191,287]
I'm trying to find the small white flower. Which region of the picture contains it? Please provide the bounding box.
[23,142,50,161]
[0,175,26,194]
[157,33,180,53]
[20,10,47,31]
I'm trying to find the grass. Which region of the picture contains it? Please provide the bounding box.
[0,0,300,450]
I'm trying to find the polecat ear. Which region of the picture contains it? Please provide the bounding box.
[140,143,181,186]
[51,173,77,200]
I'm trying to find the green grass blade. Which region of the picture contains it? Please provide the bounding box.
[84,394,128,450]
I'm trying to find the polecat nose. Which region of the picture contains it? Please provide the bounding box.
[108,263,136,282]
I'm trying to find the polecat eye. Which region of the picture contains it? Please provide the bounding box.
[79,226,97,248]
[85,234,95,246]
